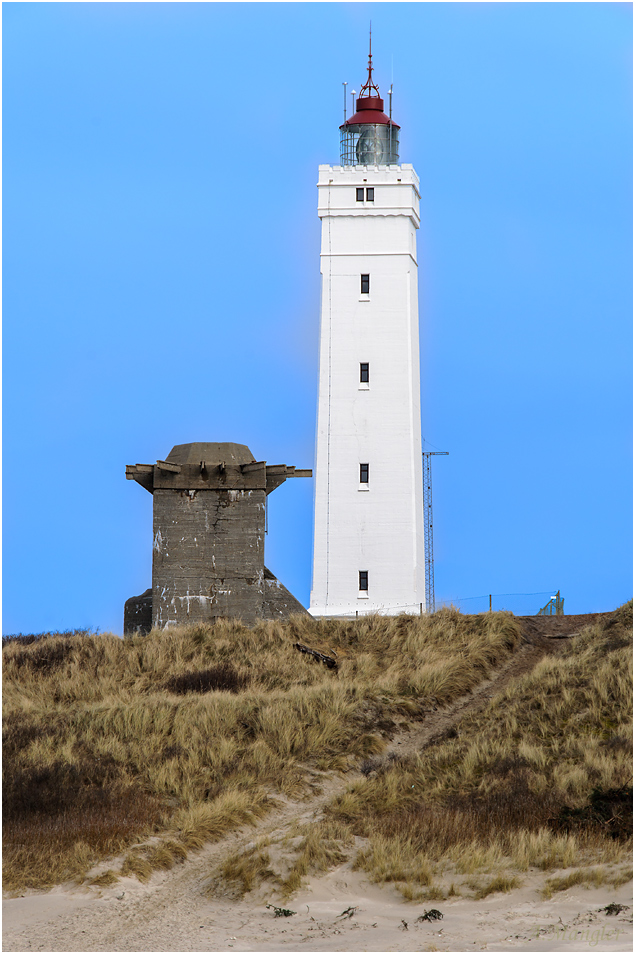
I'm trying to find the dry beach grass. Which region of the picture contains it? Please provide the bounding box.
[2,603,632,916]
[210,603,633,902]
[3,607,522,890]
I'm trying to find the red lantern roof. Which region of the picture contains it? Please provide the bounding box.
[342,97,399,129]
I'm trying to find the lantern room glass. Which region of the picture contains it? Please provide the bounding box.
[340,124,400,166]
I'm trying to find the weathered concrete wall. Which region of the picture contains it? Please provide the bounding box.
[124,568,309,633]
[152,487,266,628]
[123,588,153,635]
[262,567,310,620]
[125,442,312,632]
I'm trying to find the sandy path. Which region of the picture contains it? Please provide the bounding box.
[381,637,549,760]
[4,615,632,952]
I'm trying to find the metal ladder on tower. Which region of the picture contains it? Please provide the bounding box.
[423,449,449,613]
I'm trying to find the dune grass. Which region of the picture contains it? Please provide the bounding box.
[466,874,522,899]
[541,865,633,899]
[3,607,519,890]
[320,603,633,897]
[211,604,632,900]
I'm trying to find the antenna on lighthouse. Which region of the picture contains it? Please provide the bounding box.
[342,82,348,123]
[388,84,393,164]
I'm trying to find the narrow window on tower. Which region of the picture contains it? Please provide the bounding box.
[361,274,370,294]
[360,463,369,484]
[360,362,369,383]
[366,187,374,202]
[356,187,365,202]
[359,571,369,592]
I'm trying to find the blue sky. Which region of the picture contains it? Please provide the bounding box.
[3,1,632,633]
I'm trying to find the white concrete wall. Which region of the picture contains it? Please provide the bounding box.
[310,164,426,617]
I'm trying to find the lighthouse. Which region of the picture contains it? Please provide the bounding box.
[310,45,426,618]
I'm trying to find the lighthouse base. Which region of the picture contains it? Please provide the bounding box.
[309,601,424,619]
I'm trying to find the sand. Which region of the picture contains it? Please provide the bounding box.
[2,858,632,952]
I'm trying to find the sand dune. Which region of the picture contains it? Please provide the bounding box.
[4,610,630,952]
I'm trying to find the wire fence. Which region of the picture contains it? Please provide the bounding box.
[438,591,557,617]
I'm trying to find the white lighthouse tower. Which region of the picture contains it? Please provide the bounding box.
[310,46,426,618]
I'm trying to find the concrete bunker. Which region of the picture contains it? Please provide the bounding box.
[124,442,311,632]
